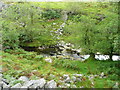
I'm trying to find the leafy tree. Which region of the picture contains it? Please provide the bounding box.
[63,2,119,60]
[63,15,98,59]
[95,11,119,60]
[1,2,59,48]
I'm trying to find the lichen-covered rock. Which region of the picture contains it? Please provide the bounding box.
[45,80,57,88]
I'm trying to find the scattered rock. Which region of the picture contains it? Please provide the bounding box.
[45,80,57,88]
[73,74,83,77]
[71,85,77,88]
[64,83,70,87]
[64,77,71,83]
[18,76,29,82]
[71,76,76,82]
[112,82,119,88]
[63,74,69,79]
[2,82,10,88]
[44,58,52,63]
[76,78,82,82]
[49,74,55,79]
[29,78,46,88]
[11,83,22,88]
[22,80,34,88]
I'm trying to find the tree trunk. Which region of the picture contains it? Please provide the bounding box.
[85,53,95,62]
[109,45,113,61]
[89,53,95,60]
[109,54,113,60]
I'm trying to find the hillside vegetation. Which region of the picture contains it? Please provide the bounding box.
[0,1,120,88]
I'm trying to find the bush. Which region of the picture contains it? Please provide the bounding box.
[42,9,61,20]
[2,29,19,49]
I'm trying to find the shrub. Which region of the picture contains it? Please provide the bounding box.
[2,29,19,49]
[42,9,61,20]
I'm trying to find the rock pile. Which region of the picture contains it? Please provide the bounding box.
[0,72,119,89]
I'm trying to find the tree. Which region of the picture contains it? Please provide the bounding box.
[63,15,98,59]
[63,2,119,60]
[95,11,119,60]
[1,2,60,49]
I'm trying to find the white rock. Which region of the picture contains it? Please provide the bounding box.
[71,85,77,88]
[113,82,119,88]
[53,23,56,25]
[64,77,71,83]
[65,83,70,87]
[95,55,109,60]
[112,55,120,61]
[20,86,28,90]
[18,76,29,82]
[44,58,52,63]
[45,80,57,88]
[11,83,22,88]
[23,80,34,87]
[50,74,55,79]
[73,74,83,77]
[76,49,81,53]
[63,74,69,79]
[29,78,46,88]
[71,76,76,82]
[76,78,82,82]
[2,82,10,88]
[0,82,3,87]
[2,79,9,84]
[80,86,84,88]
[101,72,104,77]
[59,80,64,83]
[0,74,2,81]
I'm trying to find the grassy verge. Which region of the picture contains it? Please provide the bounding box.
[1,49,120,88]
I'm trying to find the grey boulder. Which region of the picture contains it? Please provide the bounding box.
[11,83,22,88]
[18,76,29,82]
[45,80,57,88]
[29,78,46,88]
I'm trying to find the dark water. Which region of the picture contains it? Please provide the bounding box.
[21,46,120,61]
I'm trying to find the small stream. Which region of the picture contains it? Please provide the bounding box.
[22,46,120,61]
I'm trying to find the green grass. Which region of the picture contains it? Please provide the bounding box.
[1,49,120,88]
